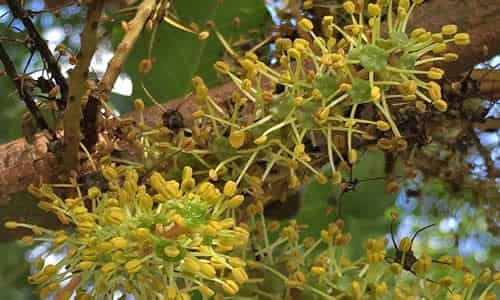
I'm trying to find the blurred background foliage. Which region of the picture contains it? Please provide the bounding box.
[0,0,498,299]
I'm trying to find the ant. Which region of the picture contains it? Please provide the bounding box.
[387,218,435,273]
[330,166,395,217]
[387,217,453,291]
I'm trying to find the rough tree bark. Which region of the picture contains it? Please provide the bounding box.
[0,0,499,240]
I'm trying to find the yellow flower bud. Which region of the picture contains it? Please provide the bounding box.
[462,272,475,287]
[101,262,116,273]
[376,282,387,296]
[134,98,145,112]
[352,280,362,299]
[368,3,381,17]
[222,279,239,295]
[371,86,381,101]
[229,130,246,149]
[444,52,459,62]
[110,237,128,250]
[427,67,445,80]
[223,180,238,197]
[311,266,326,275]
[163,246,181,258]
[4,221,18,229]
[254,135,268,145]
[199,263,217,278]
[198,31,210,40]
[182,257,200,274]
[454,33,470,46]
[77,261,94,271]
[166,286,177,299]
[376,120,390,131]
[298,18,314,33]
[199,285,215,298]
[214,61,230,74]
[479,268,492,283]
[433,99,448,112]
[438,276,454,287]
[227,195,245,208]
[287,48,301,60]
[125,259,142,274]
[343,1,356,14]
[442,24,458,35]
[87,187,101,200]
[77,222,95,234]
[232,267,248,284]
[432,43,447,54]
[102,166,118,181]
[348,149,358,164]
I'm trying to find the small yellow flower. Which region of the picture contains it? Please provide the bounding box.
[214,61,230,74]
[343,1,356,14]
[254,135,268,145]
[427,67,445,80]
[454,33,470,46]
[368,3,381,17]
[433,99,448,112]
[376,120,390,131]
[222,279,239,295]
[348,149,358,164]
[311,266,326,275]
[227,195,244,208]
[442,24,458,35]
[298,18,314,33]
[77,261,94,271]
[125,259,142,274]
[110,237,128,250]
[199,285,215,298]
[4,221,18,229]
[232,267,249,284]
[199,263,217,278]
[229,130,246,149]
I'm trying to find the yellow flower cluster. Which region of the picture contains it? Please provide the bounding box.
[6,166,249,299]
[138,0,470,208]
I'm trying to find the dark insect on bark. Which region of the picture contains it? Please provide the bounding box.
[162,109,185,132]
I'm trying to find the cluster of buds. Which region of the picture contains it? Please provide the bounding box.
[5,166,249,299]
[139,0,470,208]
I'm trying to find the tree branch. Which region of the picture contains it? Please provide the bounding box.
[6,0,69,106]
[0,41,50,131]
[1,0,500,240]
[63,0,104,172]
[83,0,156,150]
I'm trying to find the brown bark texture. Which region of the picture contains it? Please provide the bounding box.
[0,0,500,240]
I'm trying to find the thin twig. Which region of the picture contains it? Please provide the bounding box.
[0,41,49,131]
[6,0,69,106]
[83,0,157,150]
[63,0,105,171]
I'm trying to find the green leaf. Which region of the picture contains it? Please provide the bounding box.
[312,75,338,98]
[399,53,417,69]
[348,78,372,104]
[359,44,388,72]
[391,31,409,47]
[210,137,238,161]
[296,101,319,129]
[270,95,293,121]
[116,0,270,112]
